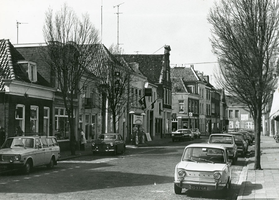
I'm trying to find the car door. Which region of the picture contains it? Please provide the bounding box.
[33,138,45,166]
[41,137,51,165]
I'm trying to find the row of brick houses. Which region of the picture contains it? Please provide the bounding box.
[0,39,172,147]
[1,38,277,147]
[170,66,228,135]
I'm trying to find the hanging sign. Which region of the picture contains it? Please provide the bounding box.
[133,115,143,124]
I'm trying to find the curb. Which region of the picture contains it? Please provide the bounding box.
[237,165,248,200]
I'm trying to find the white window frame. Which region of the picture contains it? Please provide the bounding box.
[178,100,184,113]
[17,61,37,82]
[30,105,39,133]
[15,104,25,132]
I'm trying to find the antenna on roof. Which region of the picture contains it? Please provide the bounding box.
[16,21,28,44]
[113,2,124,48]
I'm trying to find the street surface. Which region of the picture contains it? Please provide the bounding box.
[0,137,247,200]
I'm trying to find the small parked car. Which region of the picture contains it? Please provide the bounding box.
[208,134,238,164]
[0,135,60,174]
[229,132,248,157]
[192,128,201,139]
[174,143,232,194]
[171,129,194,142]
[92,133,125,155]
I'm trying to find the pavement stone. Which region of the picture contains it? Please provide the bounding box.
[237,135,279,200]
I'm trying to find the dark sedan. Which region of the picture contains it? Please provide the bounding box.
[91,133,125,155]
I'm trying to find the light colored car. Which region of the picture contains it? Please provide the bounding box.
[174,143,232,194]
[208,134,238,164]
[192,128,201,139]
[92,133,125,155]
[0,136,60,174]
[171,129,194,142]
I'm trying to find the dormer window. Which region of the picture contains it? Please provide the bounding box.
[17,61,37,82]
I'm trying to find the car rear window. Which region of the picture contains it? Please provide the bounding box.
[209,136,233,144]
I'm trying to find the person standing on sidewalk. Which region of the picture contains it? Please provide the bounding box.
[79,128,86,151]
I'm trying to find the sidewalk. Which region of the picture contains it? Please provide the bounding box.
[237,135,279,200]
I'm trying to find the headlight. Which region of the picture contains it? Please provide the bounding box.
[213,172,221,181]
[10,155,21,163]
[177,169,187,177]
[14,155,21,161]
[110,142,114,147]
[172,134,174,136]
[92,142,95,146]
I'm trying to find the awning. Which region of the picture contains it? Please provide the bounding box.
[270,86,279,121]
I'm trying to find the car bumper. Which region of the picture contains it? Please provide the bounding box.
[92,148,115,153]
[0,162,25,170]
[174,180,226,191]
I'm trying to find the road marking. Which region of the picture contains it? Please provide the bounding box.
[58,158,118,164]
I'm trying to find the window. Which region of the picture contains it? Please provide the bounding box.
[178,100,184,112]
[44,107,50,135]
[17,61,37,82]
[55,107,69,139]
[235,110,239,118]
[229,110,233,118]
[15,104,25,132]
[30,106,39,133]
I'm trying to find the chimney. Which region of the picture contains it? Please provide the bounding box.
[164,45,171,54]
[204,75,209,83]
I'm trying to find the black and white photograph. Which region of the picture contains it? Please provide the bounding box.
[1,0,279,199]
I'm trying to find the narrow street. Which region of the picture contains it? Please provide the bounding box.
[0,138,246,200]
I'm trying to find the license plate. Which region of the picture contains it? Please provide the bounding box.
[190,185,207,190]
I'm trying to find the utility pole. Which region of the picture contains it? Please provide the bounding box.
[16,21,28,44]
[113,2,124,47]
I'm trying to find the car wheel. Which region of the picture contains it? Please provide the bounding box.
[47,157,54,169]
[23,160,32,174]
[174,183,182,194]
[114,147,117,156]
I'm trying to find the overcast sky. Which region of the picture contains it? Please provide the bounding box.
[0,0,219,84]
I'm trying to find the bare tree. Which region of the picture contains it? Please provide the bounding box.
[43,4,100,155]
[90,47,132,133]
[209,0,279,170]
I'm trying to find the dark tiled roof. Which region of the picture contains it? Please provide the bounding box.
[171,77,188,93]
[0,40,16,90]
[170,67,200,82]
[116,54,164,84]
[0,39,51,90]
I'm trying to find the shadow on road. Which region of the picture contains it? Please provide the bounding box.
[0,163,174,194]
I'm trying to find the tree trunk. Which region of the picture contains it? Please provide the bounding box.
[69,116,76,155]
[254,106,262,170]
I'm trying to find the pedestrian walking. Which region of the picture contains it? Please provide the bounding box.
[79,128,86,151]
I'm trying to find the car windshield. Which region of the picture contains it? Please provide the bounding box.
[1,138,34,149]
[182,147,225,164]
[209,136,233,144]
[99,134,116,140]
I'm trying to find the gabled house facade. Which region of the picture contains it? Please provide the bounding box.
[117,45,172,140]
[0,40,55,139]
[226,95,254,131]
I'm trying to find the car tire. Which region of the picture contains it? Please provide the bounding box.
[114,147,117,156]
[174,183,182,194]
[23,160,32,174]
[47,157,55,169]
